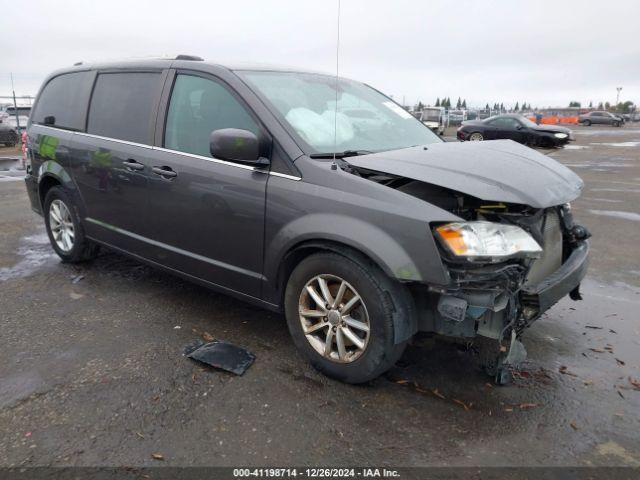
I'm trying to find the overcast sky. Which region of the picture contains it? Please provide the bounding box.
[2,0,638,108]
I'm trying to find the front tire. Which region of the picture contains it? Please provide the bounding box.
[44,186,99,263]
[284,252,408,384]
[583,120,591,126]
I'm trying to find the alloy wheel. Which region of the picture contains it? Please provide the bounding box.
[469,132,484,141]
[49,199,75,252]
[298,274,371,363]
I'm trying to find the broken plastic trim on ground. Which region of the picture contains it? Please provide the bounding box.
[184,340,255,375]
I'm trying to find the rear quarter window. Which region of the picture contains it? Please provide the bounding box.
[31,71,93,130]
[87,72,162,144]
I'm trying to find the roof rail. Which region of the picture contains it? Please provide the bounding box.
[175,54,204,61]
[73,61,83,66]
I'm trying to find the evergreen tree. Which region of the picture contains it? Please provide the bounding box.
[485,103,490,110]
[514,102,520,112]
[500,103,505,112]
[597,102,604,110]
[462,99,467,109]
[604,101,610,110]
[456,97,461,109]
[435,98,440,107]
[589,101,593,108]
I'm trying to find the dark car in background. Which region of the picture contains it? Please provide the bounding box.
[0,121,19,146]
[457,114,573,147]
[578,111,624,126]
[24,58,589,384]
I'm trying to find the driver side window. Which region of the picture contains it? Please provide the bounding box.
[164,74,259,157]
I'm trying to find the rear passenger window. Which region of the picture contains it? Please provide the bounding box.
[88,72,162,144]
[32,72,93,130]
[164,74,259,157]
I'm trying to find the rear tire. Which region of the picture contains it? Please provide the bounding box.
[44,186,99,263]
[583,120,591,126]
[613,121,620,127]
[469,132,484,141]
[284,252,408,384]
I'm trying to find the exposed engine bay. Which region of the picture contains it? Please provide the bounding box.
[343,161,591,382]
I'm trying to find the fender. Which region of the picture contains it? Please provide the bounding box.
[36,160,87,219]
[38,160,74,188]
[264,213,424,343]
[266,212,423,286]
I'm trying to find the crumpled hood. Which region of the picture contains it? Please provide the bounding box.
[348,140,583,208]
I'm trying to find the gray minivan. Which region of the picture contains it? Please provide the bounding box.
[24,56,590,383]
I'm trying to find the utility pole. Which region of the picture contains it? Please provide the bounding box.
[615,87,622,109]
[10,73,20,132]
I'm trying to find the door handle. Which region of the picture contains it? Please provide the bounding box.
[152,166,178,179]
[123,159,145,171]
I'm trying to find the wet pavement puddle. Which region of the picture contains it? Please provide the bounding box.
[588,210,640,222]
[0,233,57,282]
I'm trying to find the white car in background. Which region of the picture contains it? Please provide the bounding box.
[4,115,29,134]
[420,107,445,135]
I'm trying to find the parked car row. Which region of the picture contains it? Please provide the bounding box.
[0,105,31,145]
[1,105,31,132]
[0,105,31,120]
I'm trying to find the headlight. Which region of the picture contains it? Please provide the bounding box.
[435,221,542,261]
[554,133,568,139]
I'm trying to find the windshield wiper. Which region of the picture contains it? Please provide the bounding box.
[309,150,374,159]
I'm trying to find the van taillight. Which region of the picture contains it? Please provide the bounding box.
[22,132,30,171]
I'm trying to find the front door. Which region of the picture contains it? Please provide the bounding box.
[142,72,268,297]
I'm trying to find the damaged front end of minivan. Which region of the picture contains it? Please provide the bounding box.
[342,141,591,382]
[426,201,590,383]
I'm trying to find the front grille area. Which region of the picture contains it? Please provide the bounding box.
[524,210,563,286]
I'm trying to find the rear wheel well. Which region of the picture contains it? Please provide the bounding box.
[39,176,61,209]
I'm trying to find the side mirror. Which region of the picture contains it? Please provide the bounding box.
[516,124,524,130]
[209,128,270,166]
[44,115,55,126]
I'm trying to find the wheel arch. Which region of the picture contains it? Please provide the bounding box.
[270,238,419,344]
[37,160,83,214]
[38,174,63,209]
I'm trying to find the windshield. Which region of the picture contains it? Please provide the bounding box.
[515,115,537,127]
[238,71,442,154]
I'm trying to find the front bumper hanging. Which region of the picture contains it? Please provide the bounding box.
[521,240,589,317]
